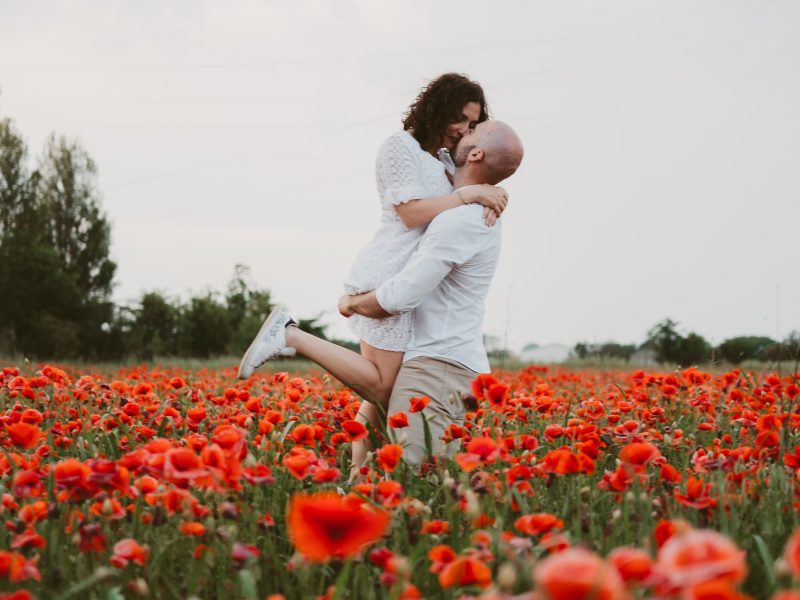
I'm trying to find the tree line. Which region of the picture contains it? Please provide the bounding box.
[2,115,797,364]
[574,318,800,366]
[0,116,352,360]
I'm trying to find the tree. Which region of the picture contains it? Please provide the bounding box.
[0,119,27,242]
[33,134,118,357]
[178,294,231,358]
[224,265,275,355]
[644,319,684,364]
[0,121,83,356]
[128,292,179,359]
[717,336,775,365]
[644,319,710,365]
[678,333,711,365]
[37,134,116,304]
[762,331,800,363]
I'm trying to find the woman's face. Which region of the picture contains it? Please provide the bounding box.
[442,101,482,151]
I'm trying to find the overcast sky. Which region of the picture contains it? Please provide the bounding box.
[1,0,798,352]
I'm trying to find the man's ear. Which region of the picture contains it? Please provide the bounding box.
[468,147,485,162]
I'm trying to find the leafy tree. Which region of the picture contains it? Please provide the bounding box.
[678,333,712,365]
[644,319,684,364]
[0,118,27,242]
[37,134,116,304]
[644,319,710,365]
[762,331,800,363]
[34,134,118,357]
[0,121,82,356]
[128,292,179,359]
[224,265,275,355]
[717,336,775,365]
[178,294,231,358]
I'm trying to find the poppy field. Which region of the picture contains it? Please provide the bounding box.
[1,363,800,600]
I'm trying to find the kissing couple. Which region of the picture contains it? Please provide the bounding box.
[237,73,524,477]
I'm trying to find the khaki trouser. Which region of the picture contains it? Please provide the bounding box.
[387,356,477,468]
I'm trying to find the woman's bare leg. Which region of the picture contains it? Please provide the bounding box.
[284,327,402,407]
[349,342,404,481]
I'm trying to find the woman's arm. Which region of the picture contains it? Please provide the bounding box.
[394,193,463,229]
[394,184,508,229]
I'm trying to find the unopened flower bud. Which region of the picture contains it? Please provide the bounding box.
[497,562,517,591]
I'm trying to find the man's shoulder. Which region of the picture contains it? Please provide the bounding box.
[429,205,500,236]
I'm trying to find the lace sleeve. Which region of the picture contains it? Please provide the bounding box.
[375,133,427,207]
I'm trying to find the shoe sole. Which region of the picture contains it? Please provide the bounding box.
[237,308,284,380]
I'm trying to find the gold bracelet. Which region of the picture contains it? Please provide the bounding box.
[457,189,469,205]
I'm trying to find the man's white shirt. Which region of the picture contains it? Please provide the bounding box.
[375,204,501,373]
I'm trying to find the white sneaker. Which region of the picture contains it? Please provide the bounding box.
[237,309,297,379]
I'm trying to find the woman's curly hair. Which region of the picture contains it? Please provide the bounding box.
[402,73,489,152]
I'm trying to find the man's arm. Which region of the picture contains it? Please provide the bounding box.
[338,291,392,319]
[343,208,486,319]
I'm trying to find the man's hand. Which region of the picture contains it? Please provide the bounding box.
[340,291,393,319]
[338,294,354,317]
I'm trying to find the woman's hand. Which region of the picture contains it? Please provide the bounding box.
[338,294,354,317]
[460,184,509,225]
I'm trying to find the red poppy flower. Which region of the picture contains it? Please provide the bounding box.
[110,538,148,568]
[654,529,746,593]
[408,396,430,413]
[619,442,661,468]
[534,548,625,600]
[376,444,402,472]
[608,546,653,582]
[782,529,800,577]
[342,420,368,441]
[232,542,260,565]
[388,412,409,428]
[287,491,390,562]
[421,520,450,535]
[5,423,41,449]
[514,513,564,536]
[438,555,492,590]
[428,545,457,574]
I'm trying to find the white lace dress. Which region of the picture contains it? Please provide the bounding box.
[343,130,453,351]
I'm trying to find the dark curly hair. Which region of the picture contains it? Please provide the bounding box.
[402,73,489,152]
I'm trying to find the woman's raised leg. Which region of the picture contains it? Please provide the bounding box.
[284,327,402,407]
[349,342,404,480]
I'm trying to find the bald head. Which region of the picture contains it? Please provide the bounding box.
[452,120,524,185]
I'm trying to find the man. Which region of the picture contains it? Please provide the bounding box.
[238,120,523,468]
[337,120,524,466]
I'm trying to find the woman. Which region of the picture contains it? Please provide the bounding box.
[237,73,508,477]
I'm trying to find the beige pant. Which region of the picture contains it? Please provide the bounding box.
[387,356,477,468]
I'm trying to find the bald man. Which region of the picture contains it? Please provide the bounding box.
[339,120,524,468]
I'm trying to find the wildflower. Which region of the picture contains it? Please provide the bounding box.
[110,539,148,568]
[342,420,368,441]
[514,513,564,537]
[534,547,625,600]
[781,529,800,577]
[388,412,409,428]
[608,546,653,583]
[653,529,746,593]
[0,551,41,582]
[179,522,207,537]
[232,543,260,565]
[287,491,390,562]
[376,444,403,472]
[421,520,450,535]
[438,555,492,590]
[5,423,41,450]
[408,396,430,413]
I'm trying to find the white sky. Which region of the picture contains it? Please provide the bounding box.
[1,0,798,352]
